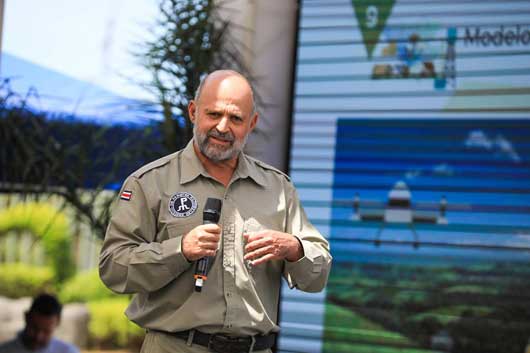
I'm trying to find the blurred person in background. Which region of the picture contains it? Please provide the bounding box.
[0,294,79,353]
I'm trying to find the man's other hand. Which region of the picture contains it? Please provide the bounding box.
[244,230,304,266]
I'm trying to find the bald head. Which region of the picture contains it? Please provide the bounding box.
[188,70,259,163]
[194,70,257,116]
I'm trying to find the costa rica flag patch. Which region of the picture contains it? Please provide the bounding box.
[120,190,132,201]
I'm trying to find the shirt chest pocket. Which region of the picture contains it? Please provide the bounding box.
[157,220,199,242]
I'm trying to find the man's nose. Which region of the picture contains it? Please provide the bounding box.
[216,116,230,133]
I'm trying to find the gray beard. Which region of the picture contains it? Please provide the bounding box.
[193,124,248,162]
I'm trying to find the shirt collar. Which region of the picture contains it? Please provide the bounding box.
[236,152,267,187]
[179,139,208,184]
[179,139,266,187]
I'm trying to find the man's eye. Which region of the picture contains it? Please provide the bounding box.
[231,116,243,123]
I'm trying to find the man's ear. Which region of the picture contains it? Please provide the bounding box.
[188,100,197,123]
[249,112,259,131]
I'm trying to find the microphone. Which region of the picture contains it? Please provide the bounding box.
[194,197,223,292]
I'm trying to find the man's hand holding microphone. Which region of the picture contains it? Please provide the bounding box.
[182,223,221,261]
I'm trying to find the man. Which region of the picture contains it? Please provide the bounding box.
[0,294,79,353]
[99,70,332,353]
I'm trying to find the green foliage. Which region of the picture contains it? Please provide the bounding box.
[87,298,144,348]
[324,303,433,353]
[444,284,499,295]
[61,271,144,349]
[59,269,115,303]
[0,202,74,282]
[325,261,530,353]
[0,263,55,298]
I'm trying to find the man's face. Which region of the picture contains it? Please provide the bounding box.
[189,73,258,162]
[23,312,59,350]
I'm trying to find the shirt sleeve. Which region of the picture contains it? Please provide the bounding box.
[99,176,191,294]
[282,183,332,293]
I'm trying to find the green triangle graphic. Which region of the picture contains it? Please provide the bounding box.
[352,0,396,59]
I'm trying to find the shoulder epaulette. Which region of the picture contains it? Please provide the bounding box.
[131,151,180,179]
[247,155,291,182]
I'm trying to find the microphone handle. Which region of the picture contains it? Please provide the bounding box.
[196,257,209,275]
[194,220,216,292]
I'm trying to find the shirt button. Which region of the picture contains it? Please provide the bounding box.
[226,292,231,297]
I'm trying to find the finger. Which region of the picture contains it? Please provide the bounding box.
[243,233,256,244]
[198,232,220,243]
[199,241,219,250]
[244,244,275,261]
[199,224,221,233]
[250,253,277,266]
[187,246,216,261]
[244,229,269,243]
[200,249,217,257]
[245,236,271,253]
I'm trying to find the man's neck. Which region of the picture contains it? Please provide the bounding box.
[193,141,238,187]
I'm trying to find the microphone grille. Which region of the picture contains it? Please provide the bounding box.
[204,198,222,213]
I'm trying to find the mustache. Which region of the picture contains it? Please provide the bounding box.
[208,129,234,142]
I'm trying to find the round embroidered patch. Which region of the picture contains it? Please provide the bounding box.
[168,192,198,218]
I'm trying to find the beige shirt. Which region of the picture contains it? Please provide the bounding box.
[99,140,331,336]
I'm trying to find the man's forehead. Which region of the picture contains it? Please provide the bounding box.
[199,79,253,112]
[205,102,243,113]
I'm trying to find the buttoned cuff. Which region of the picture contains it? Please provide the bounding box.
[284,236,324,289]
[161,236,192,274]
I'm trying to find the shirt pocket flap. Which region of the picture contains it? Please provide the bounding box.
[166,220,198,240]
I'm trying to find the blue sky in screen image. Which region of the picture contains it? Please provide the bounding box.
[330,119,530,265]
[1,0,159,125]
